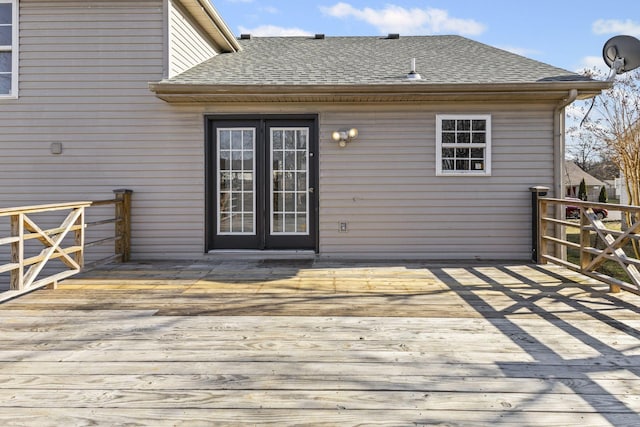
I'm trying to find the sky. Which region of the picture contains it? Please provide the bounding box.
[212,0,640,74]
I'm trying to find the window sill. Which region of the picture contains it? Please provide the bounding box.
[436,172,492,177]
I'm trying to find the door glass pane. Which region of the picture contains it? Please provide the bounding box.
[284,131,295,149]
[272,130,283,149]
[296,214,307,233]
[220,130,231,149]
[0,52,10,72]
[270,128,309,235]
[0,4,11,25]
[0,73,10,94]
[272,214,284,233]
[218,128,255,235]
[0,27,10,46]
[296,130,308,149]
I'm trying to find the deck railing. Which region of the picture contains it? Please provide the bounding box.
[534,193,640,295]
[0,189,132,301]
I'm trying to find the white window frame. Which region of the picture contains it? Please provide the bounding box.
[216,127,257,236]
[0,0,17,99]
[436,114,491,176]
[269,127,310,236]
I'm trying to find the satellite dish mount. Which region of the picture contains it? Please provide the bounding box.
[602,35,640,79]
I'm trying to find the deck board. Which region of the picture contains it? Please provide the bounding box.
[1,260,640,426]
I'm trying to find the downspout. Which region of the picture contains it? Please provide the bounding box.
[553,89,578,200]
[162,0,170,79]
[553,88,578,260]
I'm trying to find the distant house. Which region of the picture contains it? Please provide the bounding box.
[0,0,610,261]
[564,161,607,200]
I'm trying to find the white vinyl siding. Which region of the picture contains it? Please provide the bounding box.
[0,0,17,98]
[168,0,217,77]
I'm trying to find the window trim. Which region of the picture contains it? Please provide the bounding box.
[436,113,492,176]
[0,0,17,99]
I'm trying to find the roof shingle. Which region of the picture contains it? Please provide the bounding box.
[163,35,589,86]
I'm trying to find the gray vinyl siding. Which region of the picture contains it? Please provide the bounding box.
[317,106,555,260]
[168,0,218,77]
[0,0,207,261]
[174,102,555,260]
[0,1,559,263]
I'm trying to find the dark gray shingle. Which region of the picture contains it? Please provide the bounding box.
[163,35,587,86]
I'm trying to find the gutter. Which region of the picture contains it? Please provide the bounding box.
[179,0,241,52]
[148,81,611,103]
[195,0,241,52]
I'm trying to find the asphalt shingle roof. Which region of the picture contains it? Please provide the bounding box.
[565,161,607,187]
[164,35,589,86]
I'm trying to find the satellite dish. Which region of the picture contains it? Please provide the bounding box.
[602,35,640,75]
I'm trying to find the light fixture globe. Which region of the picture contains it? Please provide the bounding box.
[331,128,359,147]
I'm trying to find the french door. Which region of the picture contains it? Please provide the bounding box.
[206,116,318,251]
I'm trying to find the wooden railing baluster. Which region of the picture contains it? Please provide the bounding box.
[0,190,132,301]
[536,196,640,295]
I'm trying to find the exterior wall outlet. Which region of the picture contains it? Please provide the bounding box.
[339,222,348,232]
[50,142,63,155]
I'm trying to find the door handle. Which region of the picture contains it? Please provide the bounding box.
[308,187,315,193]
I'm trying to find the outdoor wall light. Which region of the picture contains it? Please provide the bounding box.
[331,128,358,147]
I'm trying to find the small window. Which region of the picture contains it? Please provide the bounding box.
[436,114,491,176]
[0,0,17,98]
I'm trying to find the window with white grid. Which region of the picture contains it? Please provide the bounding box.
[436,114,491,176]
[0,0,17,97]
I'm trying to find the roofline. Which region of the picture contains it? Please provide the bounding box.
[149,80,612,103]
[176,0,241,53]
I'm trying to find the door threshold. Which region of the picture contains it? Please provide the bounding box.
[207,250,317,260]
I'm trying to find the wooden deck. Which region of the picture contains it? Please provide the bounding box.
[1,260,640,426]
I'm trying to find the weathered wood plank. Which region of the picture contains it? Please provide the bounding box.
[1,261,640,426]
[0,326,636,347]
[0,338,633,363]
[10,287,625,300]
[1,360,636,380]
[0,348,637,365]
[1,314,639,340]
[0,331,637,354]
[0,408,635,427]
[0,336,623,355]
[4,296,638,319]
[1,389,639,413]
[0,374,638,395]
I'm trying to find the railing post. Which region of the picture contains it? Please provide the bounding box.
[579,208,593,274]
[9,213,24,290]
[74,207,85,269]
[529,186,549,263]
[113,189,133,262]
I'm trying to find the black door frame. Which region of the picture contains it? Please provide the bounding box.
[205,114,319,252]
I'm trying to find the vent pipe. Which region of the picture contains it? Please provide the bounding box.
[406,58,422,80]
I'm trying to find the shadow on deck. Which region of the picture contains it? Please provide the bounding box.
[1,260,640,426]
